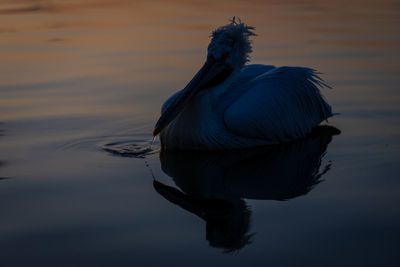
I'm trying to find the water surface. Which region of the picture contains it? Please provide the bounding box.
[0,0,399,266]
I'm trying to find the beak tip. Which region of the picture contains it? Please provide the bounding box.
[153,128,160,136]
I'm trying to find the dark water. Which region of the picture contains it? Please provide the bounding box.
[1,0,399,266]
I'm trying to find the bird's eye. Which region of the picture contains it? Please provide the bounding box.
[219,51,229,61]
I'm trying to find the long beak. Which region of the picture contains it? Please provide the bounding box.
[153,59,232,136]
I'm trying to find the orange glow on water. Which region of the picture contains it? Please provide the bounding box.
[0,0,399,120]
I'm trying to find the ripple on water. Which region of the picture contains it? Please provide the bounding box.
[103,140,160,158]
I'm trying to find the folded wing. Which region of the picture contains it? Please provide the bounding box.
[224,66,332,143]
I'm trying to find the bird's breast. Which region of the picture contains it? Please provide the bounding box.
[160,90,228,150]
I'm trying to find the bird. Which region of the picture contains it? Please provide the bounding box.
[153,17,333,150]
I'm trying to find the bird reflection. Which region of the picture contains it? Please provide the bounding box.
[153,125,340,252]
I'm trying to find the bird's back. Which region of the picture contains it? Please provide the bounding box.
[224,65,332,144]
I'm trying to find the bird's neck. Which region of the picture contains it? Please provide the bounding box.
[210,66,242,97]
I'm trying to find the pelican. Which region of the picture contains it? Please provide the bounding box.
[153,18,333,150]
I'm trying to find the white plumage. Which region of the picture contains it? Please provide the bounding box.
[154,18,333,150]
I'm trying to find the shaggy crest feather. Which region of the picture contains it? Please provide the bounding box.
[208,17,256,67]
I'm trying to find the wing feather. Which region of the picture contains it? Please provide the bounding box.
[223,66,332,143]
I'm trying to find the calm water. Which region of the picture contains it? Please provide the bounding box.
[1,0,400,266]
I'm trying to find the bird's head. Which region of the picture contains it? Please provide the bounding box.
[153,18,256,136]
[207,17,255,70]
